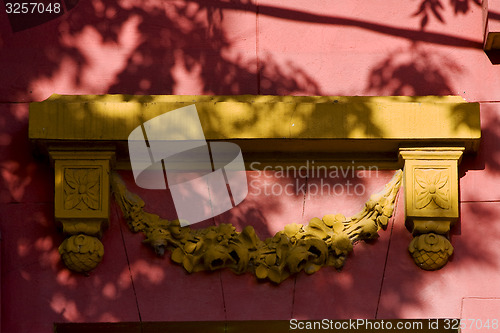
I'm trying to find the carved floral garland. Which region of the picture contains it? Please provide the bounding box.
[111,170,402,284]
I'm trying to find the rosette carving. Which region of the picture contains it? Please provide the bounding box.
[64,168,100,210]
[112,170,402,284]
[415,169,449,210]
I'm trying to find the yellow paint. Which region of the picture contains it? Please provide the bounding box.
[59,234,104,274]
[409,233,454,270]
[400,148,462,220]
[50,151,114,273]
[29,94,480,153]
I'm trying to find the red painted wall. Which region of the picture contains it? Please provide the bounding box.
[1,0,500,332]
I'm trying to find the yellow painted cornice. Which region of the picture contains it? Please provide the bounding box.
[30,94,480,169]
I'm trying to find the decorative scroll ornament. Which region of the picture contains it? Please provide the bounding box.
[111,170,402,284]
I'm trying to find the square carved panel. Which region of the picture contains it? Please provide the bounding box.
[414,168,451,211]
[52,152,112,222]
[63,167,102,211]
[403,159,459,220]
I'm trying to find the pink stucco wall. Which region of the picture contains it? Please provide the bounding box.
[1,0,500,332]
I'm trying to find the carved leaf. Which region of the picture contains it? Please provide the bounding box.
[416,190,432,209]
[64,193,81,209]
[435,170,448,189]
[267,267,283,284]
[433,190,450,209]
[265,253,277,266]
[83,186,100,210]
[377,215,389,228]
[86,169,100,187]
[284,223,301,238]
[182,256,194,273]
[415,170,429,189]
[331,222,344,234]
[304,223,328,239]
[75,169,87,183]
[185,242,197,254]
[255,265,268,279]
[65,169,78,189]
[171,248,184,264]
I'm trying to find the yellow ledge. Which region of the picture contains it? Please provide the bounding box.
[29,95,480,168]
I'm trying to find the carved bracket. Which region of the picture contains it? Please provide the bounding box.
[50,151,115,273]
[399,148,463,270]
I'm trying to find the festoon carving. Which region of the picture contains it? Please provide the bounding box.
[111,170,402,284]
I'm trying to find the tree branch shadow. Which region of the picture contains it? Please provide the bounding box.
[0,0,495,330]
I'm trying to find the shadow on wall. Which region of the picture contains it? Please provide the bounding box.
[366,43,461,96]
[412,0,481,29]
[0,0,322,101]
[6,98,492,328]
[0,0,494,101]
[0,0,497,330]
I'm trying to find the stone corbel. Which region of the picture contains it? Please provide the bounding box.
[49,150,115,274]
[399,148,463,270]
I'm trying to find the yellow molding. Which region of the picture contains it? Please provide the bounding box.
[399,147,465,161]
[29,94,480,155]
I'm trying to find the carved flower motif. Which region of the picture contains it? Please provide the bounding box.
[415,169,449,209]
[64,169,100,210]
